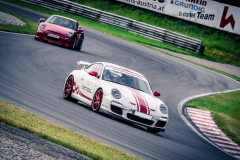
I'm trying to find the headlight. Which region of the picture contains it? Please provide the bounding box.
[39,23,46,29]
[160,104,168,114]
[67,31,74,37]
[111,101,123,108]
[111,89,121,99]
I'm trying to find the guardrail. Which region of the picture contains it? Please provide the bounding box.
[20,0,204,53]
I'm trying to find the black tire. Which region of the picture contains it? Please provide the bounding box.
[76,38,84,51]
[63,76,74,100]
[91,88,103,112]
[79,38,84,51]
[72,38,76,50]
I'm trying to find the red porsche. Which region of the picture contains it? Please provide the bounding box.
[35,15,84,51]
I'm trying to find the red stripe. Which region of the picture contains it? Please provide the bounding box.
[141,92,150,114]
[80,91,92,101]
[129,88,139,111]
[130,88,148,114]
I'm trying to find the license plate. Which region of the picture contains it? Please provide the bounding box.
[47,33,59,39]
[132,110,152,120]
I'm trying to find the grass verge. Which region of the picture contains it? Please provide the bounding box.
[0,100,139,160]
[0,9,37,34]
[186,90,240,146]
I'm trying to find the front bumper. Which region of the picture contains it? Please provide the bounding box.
[35,30,74,48]
[101,95,168,132]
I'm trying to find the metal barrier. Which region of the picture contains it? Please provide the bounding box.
[20,0,203,53]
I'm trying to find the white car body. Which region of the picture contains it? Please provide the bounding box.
[63,60,169,133]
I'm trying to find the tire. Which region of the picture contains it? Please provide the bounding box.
[63,76,74,100]
[91,88,103,112]
[76,38,84,51]
[79,38,84,51]
[72,38,76,50]
[147,127,160,134]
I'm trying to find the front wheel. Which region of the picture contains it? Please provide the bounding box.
[63,76,74,100]
[91,89,103,112]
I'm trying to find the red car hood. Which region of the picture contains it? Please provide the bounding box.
[104,82,159,114]
[45,23,75,36]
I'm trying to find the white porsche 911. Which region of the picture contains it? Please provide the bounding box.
[63,60,168,133]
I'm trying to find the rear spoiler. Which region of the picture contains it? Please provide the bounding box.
[77,60,91,68]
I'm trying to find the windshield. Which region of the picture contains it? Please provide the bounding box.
[102,66,152,94]
[46,16,77,30]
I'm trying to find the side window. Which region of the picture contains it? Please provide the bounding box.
[84,64,93,73]
[85,63,103,76]
[91,64,103,76]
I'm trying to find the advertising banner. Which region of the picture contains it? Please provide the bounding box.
[116,0,240,35]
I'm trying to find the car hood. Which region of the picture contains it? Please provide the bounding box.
[102,81,161,113]
[44,23,75,35]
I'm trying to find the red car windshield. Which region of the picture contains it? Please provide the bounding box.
[46,16,77,30]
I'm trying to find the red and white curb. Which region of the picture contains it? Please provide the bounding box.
[187,107,240,159]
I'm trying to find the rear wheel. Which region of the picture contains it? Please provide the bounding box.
[63,76,74,100]
[72,38,76,50]
[79,38,84,51]
[91,89,103,112]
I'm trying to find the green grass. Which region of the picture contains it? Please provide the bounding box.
[0,9,37,34]
[186,90,240,146]
[0,100,139,160]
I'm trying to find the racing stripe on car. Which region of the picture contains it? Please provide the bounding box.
[129,88,139,111]
[130,88,149,114]
[141,92,150,114]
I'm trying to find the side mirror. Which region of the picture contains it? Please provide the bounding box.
[153,90,161,97]
[88,71,99,78]
[77,26,83,33]
[38,17,45,24]
[77,29,83,33]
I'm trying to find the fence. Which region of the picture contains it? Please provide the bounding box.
[20,0,204,53]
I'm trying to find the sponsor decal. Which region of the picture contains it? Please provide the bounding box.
[116,0,166,12]
[118,0,240,35]
[73,82,92,101]
[105,66,147,81]
[82,85,91,93]
[219,6,235,30]
[172,0,206,12]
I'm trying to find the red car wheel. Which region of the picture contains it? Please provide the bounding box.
[63,76,74,99]
[91,89,103,112]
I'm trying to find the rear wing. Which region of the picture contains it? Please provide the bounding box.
[77,60,91,69]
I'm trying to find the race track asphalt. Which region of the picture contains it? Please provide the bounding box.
[0,1,240,160]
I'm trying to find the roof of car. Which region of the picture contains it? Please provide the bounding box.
[96,62,146,79]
